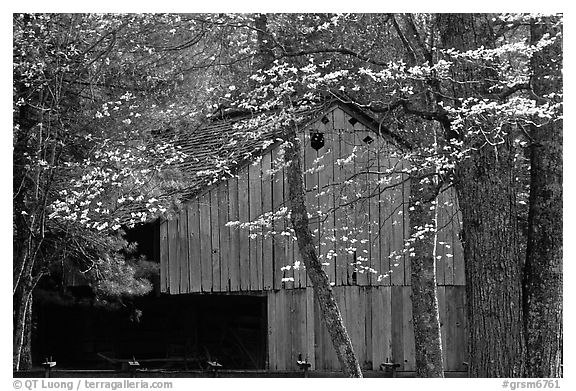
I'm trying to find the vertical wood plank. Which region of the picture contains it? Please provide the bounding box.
[267,291,277,370]
[167,218,179,294]
[313,290,323,369]
[372,286,393,368]
[228,177,240,291]
[390,154,405,286]
[199,192,212,292]
[332,122,347,287]
[218,182,230,291]
[391,285,404,369]
[340,124,356,285]
[349,286,366,365]
[436,285,448,369]
[368,137,381,287]
[446,285,467,371]
[271,148,286,290]
[436,189,447,286]
[452,190,466,286]
[402,286,416,371]
[238,168,250,291]
[277,289,287,370]
[305,287,316,369]
[261,153,273,290]
[282,155,295,290]
[354,130,370,286]
[187,200,201,292]
[159,219,169,293]
[364,288,373,369]
[178,209,190,293]
[379,149,392,286]
[318,127,336,285]
[249,161,263,291]
[210,189,221,292]
[402,160,411,286]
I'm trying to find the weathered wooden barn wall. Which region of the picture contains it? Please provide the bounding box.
[158,103,467,372]
[160,105,465,293]
[267,286,467,372]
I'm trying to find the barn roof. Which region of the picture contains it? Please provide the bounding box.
[162,99,407,199]
[122,99,406,225]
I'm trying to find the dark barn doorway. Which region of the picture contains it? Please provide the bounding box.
[34,293,267,370]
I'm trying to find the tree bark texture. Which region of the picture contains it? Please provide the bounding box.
[409,173,444,377]
[438,14,526,377]
[523,17,563,378]
[284,132,363,378]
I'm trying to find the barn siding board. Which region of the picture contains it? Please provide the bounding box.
[160,219,169,292]
[199,192,213,292]
[305,287,316,369]
[341,128,356,285]
[318,128,335,284]
[267,290,277,370]
[277,289,288,370]
[389,155,405,286]
[402,286,416,371]
[271,148,286,290]
[379,153,392,286]
[435,190,447,285]
[354,130,370,286]
[391,285,404,369]
[446,286,467,371]
[187,199,201,292]
[402,161,411,286]
[218,182,230,291]
[238,168,250,291]
[227,178,240,291]
[350,286,366,365]
[178,209,190,293]
[209,189,221,292]
[364,287,373,369]
[452,192,466,286]
[248,162,263,291]
[372,286,393,368]
[436,285,448,369]
[261,153,274,290]
[167,218,179,294]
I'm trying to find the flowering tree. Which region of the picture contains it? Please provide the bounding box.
[209,13,562,377]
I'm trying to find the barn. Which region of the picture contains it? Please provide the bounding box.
[152,100,468,375]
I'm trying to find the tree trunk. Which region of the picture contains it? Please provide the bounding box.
[454,144,525,377]
[284,132,363,377]
[523,17,563,378]
[13,280,34,371]
[409,170,444,377]
[438,14,526,377]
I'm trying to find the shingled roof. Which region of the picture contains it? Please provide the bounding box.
[120,99,406,226]
[157,101,335,201]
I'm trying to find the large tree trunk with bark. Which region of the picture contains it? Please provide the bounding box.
[409,171,444,377]
[284,132,362,378]
[438,14,526,377]
[523,17,563,378]
[454,145,525,377]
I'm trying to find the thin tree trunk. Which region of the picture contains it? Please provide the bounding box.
[284,132,362,377]
[438,13,526,377]
[409,169,444,377]
[13,280,34,371]
[523,17,563,378]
